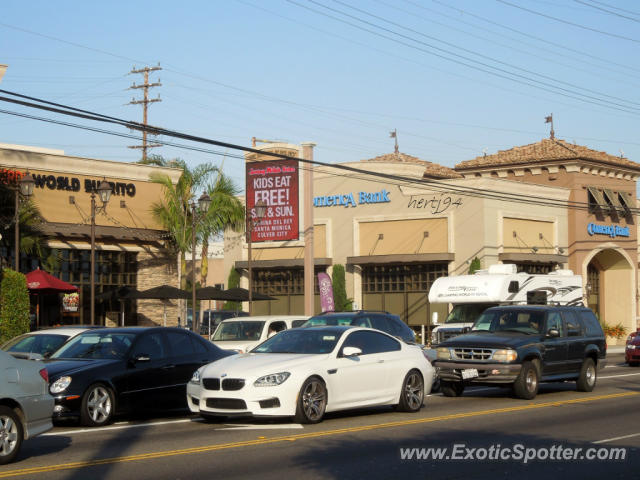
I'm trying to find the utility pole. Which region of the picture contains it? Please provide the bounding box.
[128,64,162,160]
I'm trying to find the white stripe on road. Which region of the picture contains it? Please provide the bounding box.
[599,372,640,379]
[593,432,640,444]
[222,424,304,430]
[42,418,202,436]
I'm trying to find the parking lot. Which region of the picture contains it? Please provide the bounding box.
[1,352,638,479]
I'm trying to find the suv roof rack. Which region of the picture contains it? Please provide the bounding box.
[313,310,391,316]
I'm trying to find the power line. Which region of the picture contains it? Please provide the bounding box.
[331,0,640,108]
[431,0,640,75]
[288,0,640,115]
[0,89,636,216]
[575,0,640,23]
[496,0,640,44]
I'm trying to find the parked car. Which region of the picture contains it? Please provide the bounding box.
[434,305,606,399]
[210,315,310,353]
[0,350,54,464]
[188,326,435,423]
[2,326,102,360]
[301,311,416,344]
[626,328,640,366]
[199,310,249,336]
[44,327,233,426]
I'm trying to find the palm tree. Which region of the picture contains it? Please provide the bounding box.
[199,172,244,286]
[0,182,53,271]
[147,157,220,290]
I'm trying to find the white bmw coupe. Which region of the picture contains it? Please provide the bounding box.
[187,326,434,424]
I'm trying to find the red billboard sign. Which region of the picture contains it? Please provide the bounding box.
[246,159,299,242]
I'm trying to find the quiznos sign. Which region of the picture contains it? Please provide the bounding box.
[314,189,390,208]
[587,223,630,238]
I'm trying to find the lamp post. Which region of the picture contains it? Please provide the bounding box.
[247,200,267,316]
[190,192,211,333]
[13,171,35,272]
[90,178,112,325]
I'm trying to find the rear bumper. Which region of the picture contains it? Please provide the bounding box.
[434,361,522,383]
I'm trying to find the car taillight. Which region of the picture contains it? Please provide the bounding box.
[39,368,49,383]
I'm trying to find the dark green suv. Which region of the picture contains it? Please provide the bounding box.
[433,305,606,399]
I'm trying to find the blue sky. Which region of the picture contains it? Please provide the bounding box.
[1,0,639,190]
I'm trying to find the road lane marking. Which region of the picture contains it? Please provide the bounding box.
[593,432,640,444]
[222,424,304,430]
[599,372,640,379]
[42,418,203,436]
[0,391,637,478]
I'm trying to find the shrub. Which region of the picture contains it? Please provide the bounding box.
[600,320,627,339]
[0,269,30,344]
[468,257,481,274]
[332,264,352,312]
[223,267,242,311]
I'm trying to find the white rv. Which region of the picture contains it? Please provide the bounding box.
[428,264,583,346]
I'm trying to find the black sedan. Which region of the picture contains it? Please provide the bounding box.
[44,327,233,426]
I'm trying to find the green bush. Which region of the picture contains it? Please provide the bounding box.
[0,269,30,344]
[332,264,352,312]
[468,257,481,274]
[223,267,242,311]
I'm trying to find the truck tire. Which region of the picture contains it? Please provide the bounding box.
[576,358,597,392]
[513,360,540,400]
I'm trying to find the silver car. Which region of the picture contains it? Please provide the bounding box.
[0,349,54,464]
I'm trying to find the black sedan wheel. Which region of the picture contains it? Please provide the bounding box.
[294,377,327,424]
[0,406,23,465]
[81,384,115,427]
[396,370,424,412]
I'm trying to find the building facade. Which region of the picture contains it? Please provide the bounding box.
[0,144,182,327]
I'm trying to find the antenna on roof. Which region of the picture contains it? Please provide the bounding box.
[545,114,555,139]
[389,129,399,154]
[620,149,625,158]
[482,147,488,157]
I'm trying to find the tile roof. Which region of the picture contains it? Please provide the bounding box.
[455,138,640,171]
[362,152,462,179]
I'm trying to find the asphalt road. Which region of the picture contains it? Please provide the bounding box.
[1,353,639,480]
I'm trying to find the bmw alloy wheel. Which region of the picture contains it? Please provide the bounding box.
[302,380,326,422]
[404,372,424,410]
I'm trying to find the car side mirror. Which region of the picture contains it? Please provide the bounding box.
[546,328,560,338]
[342,346,362,357]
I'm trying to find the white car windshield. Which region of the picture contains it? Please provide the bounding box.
[212,321,265,342]
[51,332,136,360]
[252,329,345,354]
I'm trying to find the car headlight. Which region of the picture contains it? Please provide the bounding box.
[492,349,518,362]
[50,376,72,394]
[627,344,636,350]
[436,347,452,360]
[254,372,290,387]
[190,368,203,384]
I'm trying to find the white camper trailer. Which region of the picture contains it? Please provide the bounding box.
[428,264,583,346]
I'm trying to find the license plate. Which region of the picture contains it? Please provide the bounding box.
[461,368,479,380]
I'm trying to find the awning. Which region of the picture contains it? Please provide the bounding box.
[499,253,568,264]
[234,258,333,269]
[603,188,625,214]
[587,186,609,212]
[346,253,454,265]
[619,191,635,213]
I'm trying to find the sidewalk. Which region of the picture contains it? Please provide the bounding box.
[608,345,625,354]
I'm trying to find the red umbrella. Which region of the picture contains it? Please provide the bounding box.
[26,269,78,294]
[26,269,78,329]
